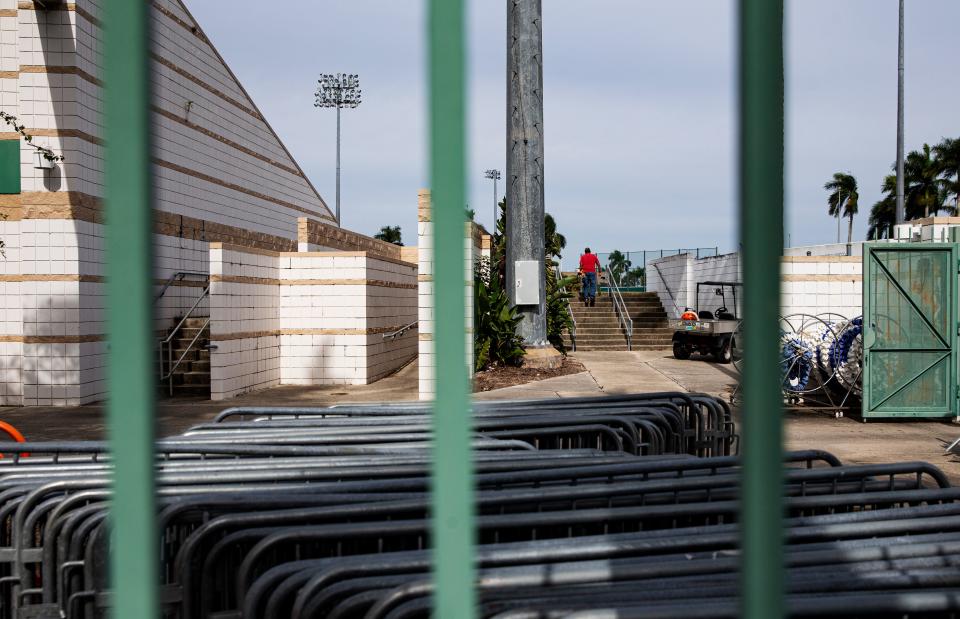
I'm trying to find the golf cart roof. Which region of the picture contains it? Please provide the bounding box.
[698,281,743,287]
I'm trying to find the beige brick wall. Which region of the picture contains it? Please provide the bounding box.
[417,190,480,400]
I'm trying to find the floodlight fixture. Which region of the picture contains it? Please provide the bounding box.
[315,73,363,225]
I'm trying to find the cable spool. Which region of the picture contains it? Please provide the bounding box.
[779,314,841,395]
[780,336,814,392]
[832,317,863,396]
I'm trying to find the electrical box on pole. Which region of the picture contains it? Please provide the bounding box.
[514,260,541,305]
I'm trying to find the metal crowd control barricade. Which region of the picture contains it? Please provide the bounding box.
[4,404,960,618]
[92,0,793,618]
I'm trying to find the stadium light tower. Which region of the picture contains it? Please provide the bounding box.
[484,169,501,231]
[315,73,362,225]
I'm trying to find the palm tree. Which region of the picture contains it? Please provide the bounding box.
[374,225,403,246]
[607,250,631,283]
[904,143,948,217]
[867,194,896,240]
[933,137,960,213]
[824,172,859,245]
[623,266,646,288]
[544,213,566,260]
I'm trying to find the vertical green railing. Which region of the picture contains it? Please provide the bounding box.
[739,1,785,618]
[428,1,476,618]
[100,1,784,616]
[104,1,157,618]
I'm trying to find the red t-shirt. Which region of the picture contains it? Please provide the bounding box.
[579,253,601,274]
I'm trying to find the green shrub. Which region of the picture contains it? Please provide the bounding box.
[546,261,576,351]
[474,277,525,371]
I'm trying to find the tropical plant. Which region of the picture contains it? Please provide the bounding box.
[484,198,573,355]
[545,260,575,351]
[866,192,896,240]
[0,111,64,163]
[544,213,566,259]
[823,172,859,245]
[904,144,949,217]
[934,137,960,213]
[622,266,646,288]
[374,225,403,246]
[607,250,631,283]
[474,276,525,370]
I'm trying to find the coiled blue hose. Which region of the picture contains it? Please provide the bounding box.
[781,336,814,392]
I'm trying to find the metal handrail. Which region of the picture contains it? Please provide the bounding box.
[154,271,208,302]
[606,265,633,351]
[382,321,418,340]
[162,316,210,383]
[555,268,576,351]
[158,284,210,395]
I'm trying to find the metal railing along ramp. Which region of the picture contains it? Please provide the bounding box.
[605,265,634,351]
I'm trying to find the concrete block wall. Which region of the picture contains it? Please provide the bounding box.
[0,0,350,405]
[208,244,281,400]
[646,253,694,318]
[781,256,862,318]
[279,253,417,386]
[417,189,479,400]
[648,252,863,322]
[207,244,417,399]
[691,253,742,318]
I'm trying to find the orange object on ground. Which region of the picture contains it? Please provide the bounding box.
[0,420,28,458]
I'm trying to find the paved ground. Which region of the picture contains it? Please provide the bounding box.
[2,351,958,482]
[487,351,960,483]
[0,361,421,441]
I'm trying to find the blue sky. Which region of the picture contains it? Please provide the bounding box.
[188,1,959,267]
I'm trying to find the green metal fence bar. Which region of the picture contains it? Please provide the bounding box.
[739,1,785,618]
[104,1,157,618]
[428,0,476,617]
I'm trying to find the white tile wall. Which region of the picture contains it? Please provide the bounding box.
[648,253,863,321]
[209,246,280,400]
[278,254,417,386]
[418,218,480,400]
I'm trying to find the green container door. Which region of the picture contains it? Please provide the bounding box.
[863,243,958,419]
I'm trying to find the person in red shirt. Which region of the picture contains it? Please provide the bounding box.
[579,248,602,307]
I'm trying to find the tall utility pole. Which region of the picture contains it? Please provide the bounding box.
[506,0,547,347]
[485,169,501,231]
[315,73,362,226]
[895,0,905,226]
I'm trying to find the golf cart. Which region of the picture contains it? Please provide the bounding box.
[671,281,742,364]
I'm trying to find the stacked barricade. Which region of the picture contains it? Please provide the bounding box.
[2,394,959,618]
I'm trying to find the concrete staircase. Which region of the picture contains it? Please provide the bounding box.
[566,292,672,351]
[160,317,211,396]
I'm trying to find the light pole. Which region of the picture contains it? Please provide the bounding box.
[484,169,501,231]
[895,0,905,226]
[315,73,362,226]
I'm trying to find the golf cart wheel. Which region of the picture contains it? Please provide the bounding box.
[673,342,691,360]
[714,339,732,364]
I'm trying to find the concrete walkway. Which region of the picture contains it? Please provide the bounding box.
[0,361,421,441]
[477,350,737,400]
[480,351,960,483]
[2,350,958,484]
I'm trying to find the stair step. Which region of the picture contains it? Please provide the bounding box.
[181,317,209,329]
[168,384,211,396]
[180,371,211,385]
[169,348,211,363]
